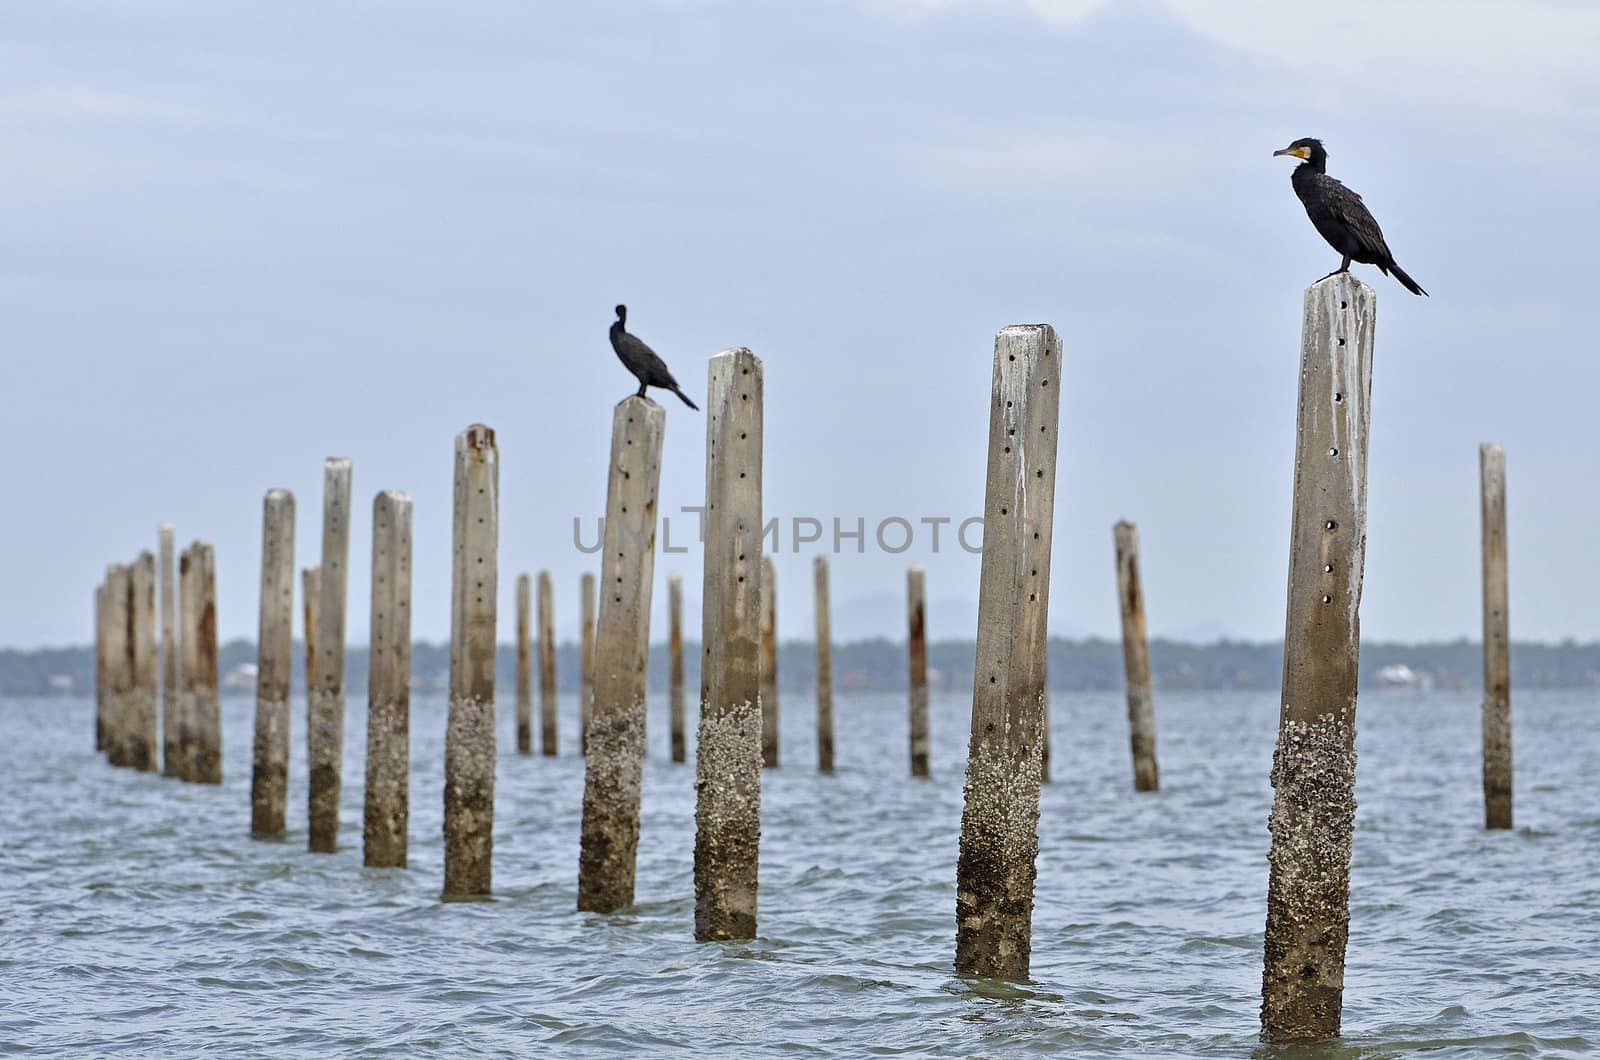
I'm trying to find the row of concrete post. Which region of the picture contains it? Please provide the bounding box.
[92,284,1515,1045]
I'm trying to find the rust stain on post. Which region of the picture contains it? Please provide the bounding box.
[1480,443,1511,830]
[308,458,352,852]
[444,425,498,898]
[539,570,558,756]
[515,574,533,754]
[695,348,764,941]
[1261,273,1374,1043]
[814,555,834,774]
[908,565,930,777]
[252,490,295,835]
[668,572,686,763]
[366,490,413,868]
[954,323,1061,982]
[759,556,779,768]
[578,398,665,912]
[1114,521,1159,792]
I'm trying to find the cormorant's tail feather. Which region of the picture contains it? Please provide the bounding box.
[672,385,700,411]
[1389,260,1427,297]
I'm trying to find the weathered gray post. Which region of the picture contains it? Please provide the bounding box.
[814,555,834,774]
[252,490,295,835]
[580,571,596,755]
[103,565,131,767]
[189,542,222,784]
[695,348,764,941]
[1480,443,1511,830]
[128,551,159,772]
[159,524,179,774]
[301,566,320,708]
[308,458,352,853]
[1113,521,1159,792]
[954,323,1062,981]
[174,549,195,779]
[516,573,533,754]
[578,397,665,912]
[907,564,929,777]
[94,581,107,752]
[759,556,779,768]
[366,490,413,868]
[445,426,498,898]
[1260,274,1375,1043]
[539,570,557,755]
[668,572,686,763]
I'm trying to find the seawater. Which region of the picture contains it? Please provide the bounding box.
[2,688,1596,1058]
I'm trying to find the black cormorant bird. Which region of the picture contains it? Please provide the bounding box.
[1273,138,1427,296]
[608,305,698,410]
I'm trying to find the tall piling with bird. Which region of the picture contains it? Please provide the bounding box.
[580,572,596,755]
[129,551,159,772]
[308,458,352,852]
[669,572,686,763]
[953,324,1062,981]
[188,541,222,785]
[907,565,929,778]
[814,555,834,774]
[1114,521,1159,792]
[1260,273,1375,1043]
[759,557,778,768]
[159,525,179,775]
[252,490,295,835]
[578,397,665,912]
[694,348,764,941]
[444,426,499,899]
[516,574,532,754]
[365,490,413,868]
[539,570,557,756]
[1480,444,1512,830]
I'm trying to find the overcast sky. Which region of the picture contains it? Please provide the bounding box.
[4,1,1597,648]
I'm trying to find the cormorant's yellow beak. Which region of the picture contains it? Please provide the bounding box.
[1273,145,1310,160]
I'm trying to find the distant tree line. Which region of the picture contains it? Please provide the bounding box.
[6,637,1600,697]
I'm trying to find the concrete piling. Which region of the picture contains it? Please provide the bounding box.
[907,565,929,778]
[252,491,295,835]
[1480,443,1512,830]
[694,347,764,941]
[578,397,665,912]
[365,490,413,868]
[188,542,222,784]
[444,425,499,899]
[174,549,195,779]
[128,552,159,772]
[302,566,320,708]
[539,570,557,756]
[580,571,596,755]
[760,556,778,769]
[103,565,131,767]
[814,555,834,774]
[1113,521,1159,792]
[159,524,179,775]
[669,572,686,764]
[1260,274,1375,1043]
[954,323,1062,981]
[94,581,107,752]
[308,458,352,853]
[516,574,533,754]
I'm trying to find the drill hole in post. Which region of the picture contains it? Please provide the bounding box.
[1325,520,1338,531]
[1323,564,1333,573]
[1321,595,1332,604]
[1329,447,1339,457]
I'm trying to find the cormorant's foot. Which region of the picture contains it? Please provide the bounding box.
[1315,268,1350,283]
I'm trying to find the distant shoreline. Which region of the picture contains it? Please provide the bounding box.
[6,637,1598,696]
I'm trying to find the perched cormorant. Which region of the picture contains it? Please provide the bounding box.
[608,305,699,410]
[1273,138,1427,296]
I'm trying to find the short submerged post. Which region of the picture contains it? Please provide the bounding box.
[907,565,930,777]
[759,556,778,768]
[129,551,159,772]
[1113,521,1159,792]
[366,490,413,868]
[159,524,179,775]
[578,397,665,912]
[694,348,764,941]
[308,458,352,852]
[1480,443,1511,830]
[1260,274,1375,1043]
[189,541,222,785]
[668,572,686,763]
[580,571,596,755]
[515,573,533,754]
[539,570,557,756]
[814,555,834,774]
[252,490,295,835]
[444,426,498,898]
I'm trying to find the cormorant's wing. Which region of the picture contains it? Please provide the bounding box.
[1311,175,1392,260]
[616,330,680,389]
